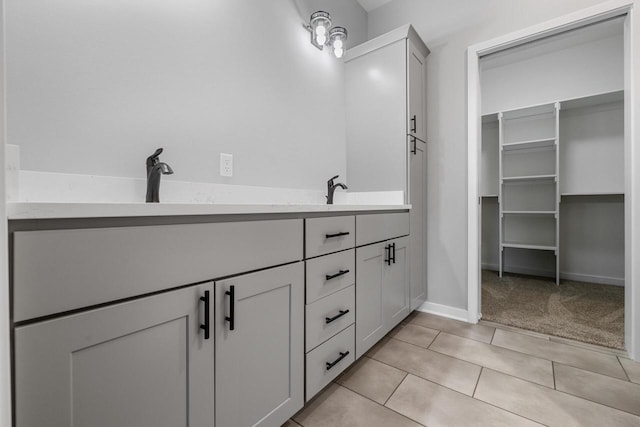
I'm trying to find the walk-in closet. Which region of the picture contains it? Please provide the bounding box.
[479,17,625,349]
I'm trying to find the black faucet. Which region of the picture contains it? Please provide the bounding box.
[326,175,348,205]
[146,148,174,203]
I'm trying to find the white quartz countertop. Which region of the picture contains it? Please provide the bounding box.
[7,202,411,220]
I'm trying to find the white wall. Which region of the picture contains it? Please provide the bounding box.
[5,0,367,191]
[481,19,624,114]
[367,0,615,310]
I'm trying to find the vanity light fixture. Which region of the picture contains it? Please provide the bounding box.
[306,11,348,58]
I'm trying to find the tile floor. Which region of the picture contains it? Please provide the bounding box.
[289,312,640,427]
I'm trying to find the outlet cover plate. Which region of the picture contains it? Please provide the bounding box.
[220,153,233,177]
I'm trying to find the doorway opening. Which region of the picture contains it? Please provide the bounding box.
[475,15,627,350]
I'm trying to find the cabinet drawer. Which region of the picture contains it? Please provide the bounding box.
[306,285,355,352]
[13,219,303,322]
[306,324,355,400]
[305,249,355,304]
[356,212,409,246]
[305,216,355,258]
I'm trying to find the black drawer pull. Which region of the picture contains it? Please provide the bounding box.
[385,244,391,266]
[391,242,396,264]
[326,351,350,370]
[225,285,235,331]
[325,309,350,324]
[325,269,350,281]
[199,290,210,340]
[325,231,350,239]
[411,136,417,155]
[411,115,417,133]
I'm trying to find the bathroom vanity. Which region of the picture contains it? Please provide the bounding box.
[8,203,411,427]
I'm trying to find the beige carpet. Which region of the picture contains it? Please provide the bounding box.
[482,270,625,350]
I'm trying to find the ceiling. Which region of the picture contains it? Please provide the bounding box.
[356,0,394,12]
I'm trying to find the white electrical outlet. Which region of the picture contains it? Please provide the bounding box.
[220,153,233,177]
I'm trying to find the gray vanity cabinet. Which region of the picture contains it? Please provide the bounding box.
[14,282,215,427]
[355,236,410,358]
[215,262,304,427]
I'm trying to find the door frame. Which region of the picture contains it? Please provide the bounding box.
[466,0,639,360]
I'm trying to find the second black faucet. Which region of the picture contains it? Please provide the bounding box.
[326,175,348,204]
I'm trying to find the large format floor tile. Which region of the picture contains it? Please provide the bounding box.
[293,383,421,427]
[554,363,640,416]
[429,332,554,387]
[619,357,640,384]
[475,369,640,427]
[367,337,481,395]
[409,312,495,343]
[389,322,439,348]
[492,328,627,379]
[386,374,542,427]
[336,357,406,404]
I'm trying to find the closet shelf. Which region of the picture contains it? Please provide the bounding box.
[501,242,557,251]
[502,138,556,151]
[502,174,557,182]
[501,210,556,215]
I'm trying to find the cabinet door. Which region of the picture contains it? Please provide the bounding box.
[215,262,304,427]
[409,137,427,310]
[385,236,411,331]
[14,283,214,427]
[408,39,427,142]
[355,241,386,359]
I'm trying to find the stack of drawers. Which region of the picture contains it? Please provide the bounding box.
[304,216,356,399]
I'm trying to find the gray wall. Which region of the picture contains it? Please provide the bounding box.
[5,0,367,190]
[367,0,613,310]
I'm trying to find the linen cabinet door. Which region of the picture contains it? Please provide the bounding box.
[14,283,215,427]
[215,262,304,427]
[409,136,427,310]
[384,236,411,331]
[355,241,387,359]
[408,39,427,142]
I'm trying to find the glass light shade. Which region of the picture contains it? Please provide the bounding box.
[309,11,331,49]
[328,27,347,58]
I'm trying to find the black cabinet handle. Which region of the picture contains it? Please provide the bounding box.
[326,351,350,370]
[199,290,210,340]
[225,285,235,331]
[325,309,350,324]
[325,269,350,281]
[411,136,417,155]
[385,244,391,266]
[411,115,417,133]
[391,243,396,264]
[325,231,350,239]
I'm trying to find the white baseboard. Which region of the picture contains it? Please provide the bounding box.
[481,263,624,286]
[416,301,469,322]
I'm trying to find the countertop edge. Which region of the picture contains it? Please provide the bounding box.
[7,202,412,220]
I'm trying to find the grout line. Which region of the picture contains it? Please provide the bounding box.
[413,371,548,427]
[472,369,555,427]
[550,379,640,417]
[472,367,483,397]
[427,331,441,349]
[332,382,426,426]
[486,338,629,382]
[383,371,408,406]
[552,362,556,389]
[483,318,627,357]
[616,356,632,382]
